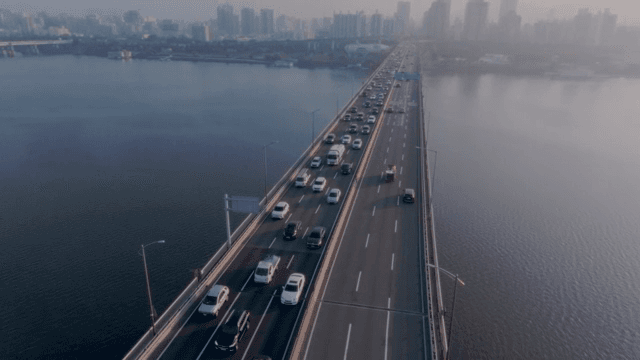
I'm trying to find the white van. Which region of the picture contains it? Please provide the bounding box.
[295,169,310,187]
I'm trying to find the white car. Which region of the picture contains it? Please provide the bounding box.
[310,156,322,168]
[281,273,305,305]
[312,177,327,192]
[271,201,290,219]
[352,139,362,150]
[327,188,341,204]
[367,116,376,124]
[341,135,351,144]
[198,285,229,317]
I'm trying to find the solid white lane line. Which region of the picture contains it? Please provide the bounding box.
[344,323,353,360]
[400,166,403,175]
[355,272,362,292]
[315,204,321,214]
[303,227,309,238]
[365,234,370,248]
[298,195,305,203]
[395,220,398,233]
[241,271,254,291]
[391,253,395,270]
[385,301,390,360]
[268,237,277,249]
[241,289,277,360]
[287,255,295,269]
[286,213,292,223]
[372,206,376,217]
[377,184,381,193]
[401,154,404,161]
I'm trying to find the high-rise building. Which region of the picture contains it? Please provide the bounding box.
[395,2,411,35]
[462,0,489,41]
[260,9,274,35]
[192,25,211,41]
[423,1,450,40]
[241,8,256,35]
[332,13,365,38]
[370,13,383,37]
[573,8,595,45]
[217,4,235,36]
[499,0,518,20]
[383,18,395,38]
[596,8,617,45]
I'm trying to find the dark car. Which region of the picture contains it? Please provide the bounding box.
[350,106,357,113]
[325,133,335,144]
[283,221,302,240]
[403,188,416,203]
[363,101,371,108]
[371,108,379,115]
[306,226,326,249]
[214,310,250,352]
[341,162,353,175]
[386,107,394,113]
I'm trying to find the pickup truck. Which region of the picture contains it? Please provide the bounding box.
[254,255,281,284]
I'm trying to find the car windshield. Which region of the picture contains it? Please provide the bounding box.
[203,295,218,305]
[286,224,296,231]
[315,180,323,185]
[217,327,237,345]
[330,191,338,197]
[310,231,321,238]
[284,284,298,292]
[274,205,284,211]
[256,268,268,276]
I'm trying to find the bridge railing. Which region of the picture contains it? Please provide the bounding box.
[123,58,386,360]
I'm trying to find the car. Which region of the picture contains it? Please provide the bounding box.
[325,133,335,144]
[352,139,362,149]
[349,124,358,133]
[312,177,327,192]
[341,162,353,175]
[367,116,376,124]
[357,112,365,120]
[341,135,351,144]
[361,125,371,134]
[327,188,341,204]
[306,226,326,249]
[198,285,230,317]
[369,95,377,100]
[386,80,392,85]
[281,273,305,305]
[344,114,351,121]
[372,108,380,115]
[366,86,372,91]
[271,201,289,219]
[395,83,401,88]
[403,188,416,203]
[398,108,405,113]
[363,102,371,108]
[310,156,322,168]
[214,310,250,352]
[350,106,357,113]
[386,107,394,113]
[283,221,302,240]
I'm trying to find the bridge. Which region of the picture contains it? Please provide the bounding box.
[124,40,448,360]
[0,39,72,57]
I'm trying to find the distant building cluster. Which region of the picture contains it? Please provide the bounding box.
[0,2,635,48]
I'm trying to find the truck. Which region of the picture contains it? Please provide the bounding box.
[254,255,281,284]
[326,144,346,165]
[385,164,396,182]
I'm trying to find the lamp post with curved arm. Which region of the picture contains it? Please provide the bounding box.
[139,240,165,335]
[426,263,465,360]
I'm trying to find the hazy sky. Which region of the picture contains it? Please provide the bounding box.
[2,0,639,25]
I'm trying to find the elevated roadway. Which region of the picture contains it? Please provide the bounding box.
[128,41,443,360]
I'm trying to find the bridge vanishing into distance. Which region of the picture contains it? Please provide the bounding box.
[124,40,450,360]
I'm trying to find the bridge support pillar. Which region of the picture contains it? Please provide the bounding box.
[32,45,39,55]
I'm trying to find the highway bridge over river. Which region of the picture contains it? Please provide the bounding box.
[124,40,449,360]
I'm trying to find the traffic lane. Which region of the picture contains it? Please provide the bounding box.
[304,302,388,360]
[251,249,324,359]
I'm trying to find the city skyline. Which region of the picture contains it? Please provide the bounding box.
[1,0,639,26]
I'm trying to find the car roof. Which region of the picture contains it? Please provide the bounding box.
[316,177,326,181]
[207,284,228,297]
[276,201,288,206]
[287,220,301,226]
[312,226,326,232]
[329,188,340,194]
[287,273,305,283]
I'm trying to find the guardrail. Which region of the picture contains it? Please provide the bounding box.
[123,56,389,360]
[417,44,447,360]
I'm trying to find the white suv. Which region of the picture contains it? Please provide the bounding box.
[271,201,290,219]
[312,177,327,192]
[281,273,305,305]
[198,285,229,317]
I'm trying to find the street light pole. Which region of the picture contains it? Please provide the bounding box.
[140,240,165,336]
[425,263,465,360]
[263,141,278,205]
[311,108,320,144]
